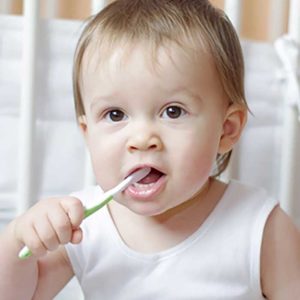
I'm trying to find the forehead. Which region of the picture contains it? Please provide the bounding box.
[81,39,216,84]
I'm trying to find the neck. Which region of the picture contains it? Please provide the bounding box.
[108,178,227,253]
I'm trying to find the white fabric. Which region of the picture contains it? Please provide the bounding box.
[66,181,277,300]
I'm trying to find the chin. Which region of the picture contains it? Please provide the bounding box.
[125,199,168,217]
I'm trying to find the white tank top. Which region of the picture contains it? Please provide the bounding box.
[66,180,277,299]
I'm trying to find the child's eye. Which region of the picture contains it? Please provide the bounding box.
[104,109,127,122]
[161,105,187,119]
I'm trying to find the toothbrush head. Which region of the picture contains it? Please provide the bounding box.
[127,167,152,184]
[110,167,151,195]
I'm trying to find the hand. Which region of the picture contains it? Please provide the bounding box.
[13,197,84,258]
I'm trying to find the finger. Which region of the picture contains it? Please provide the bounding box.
[47,205,72,245]
[60,197,84,228]
[33,215,59,252]
[23,225,48,257]
[71,228,83,244]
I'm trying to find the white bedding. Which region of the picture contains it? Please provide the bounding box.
[0,15,299,299]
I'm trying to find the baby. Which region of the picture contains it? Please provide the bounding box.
[1,0,300,299]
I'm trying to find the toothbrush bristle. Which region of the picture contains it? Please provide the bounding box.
[131,167,151,183]
[138,168,163,184]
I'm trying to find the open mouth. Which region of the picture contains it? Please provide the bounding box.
[135,167,164,185]
[126,167,166,199]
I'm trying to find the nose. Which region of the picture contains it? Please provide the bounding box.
[126,127,163,153]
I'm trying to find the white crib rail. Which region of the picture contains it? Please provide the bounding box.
[279,0,300,218]
[91,0,107,14]
[43,0,59,18]
[288,0,300,40]
[224,0,243,33]
[0,0,12,13]
[17,0,40,215]
[269,0,289,40]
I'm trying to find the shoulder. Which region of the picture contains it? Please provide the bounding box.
[224,180,277,219]
[261,205,300,299]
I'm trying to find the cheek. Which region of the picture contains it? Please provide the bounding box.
[173,147,215,200]
[86,132,123,189]
[181,146,215,181]
[171,126,219,166]
[169,129,220,189]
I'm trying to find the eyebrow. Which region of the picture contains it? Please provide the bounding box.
[168,86,204,103]
[89,94,116,111]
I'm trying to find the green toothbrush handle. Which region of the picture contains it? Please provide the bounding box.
[18,247,33,259]
[83,195,113,218]
[18,195,114,260]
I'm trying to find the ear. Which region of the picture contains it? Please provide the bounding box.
[218,104,248,154]
[78,115,88,138]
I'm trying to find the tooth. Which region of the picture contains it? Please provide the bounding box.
[133,182,155,188]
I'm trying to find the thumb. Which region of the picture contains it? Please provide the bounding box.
[71,228,83,244]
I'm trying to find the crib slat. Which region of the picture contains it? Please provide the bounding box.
[0,0,12,14]
[288,0,300,41]
[91,0,107,14]
[279,0,300,219]
[269,0,289,40]
[224,0,243,33]
[43,0,59,18]
[280,108,299,216]
[17,0,40,215]
[222,0,244,181]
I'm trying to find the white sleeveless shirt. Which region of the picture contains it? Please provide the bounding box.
[66,180,277,299]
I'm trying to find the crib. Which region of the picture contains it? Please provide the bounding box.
[0,1,299,299]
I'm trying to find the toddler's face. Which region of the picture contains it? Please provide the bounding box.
[80,43,229,217]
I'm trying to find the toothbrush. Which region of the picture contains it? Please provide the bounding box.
[18,167,151,259]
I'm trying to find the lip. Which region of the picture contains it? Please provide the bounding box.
[125,174,167,200]
[124,164,165,179]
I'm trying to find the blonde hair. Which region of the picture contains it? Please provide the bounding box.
[73,0,247,176]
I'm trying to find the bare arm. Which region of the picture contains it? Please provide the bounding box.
[261,206,300,299]
[0,197,84,299]
[32,247,74,299]
[0,220,38,299]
